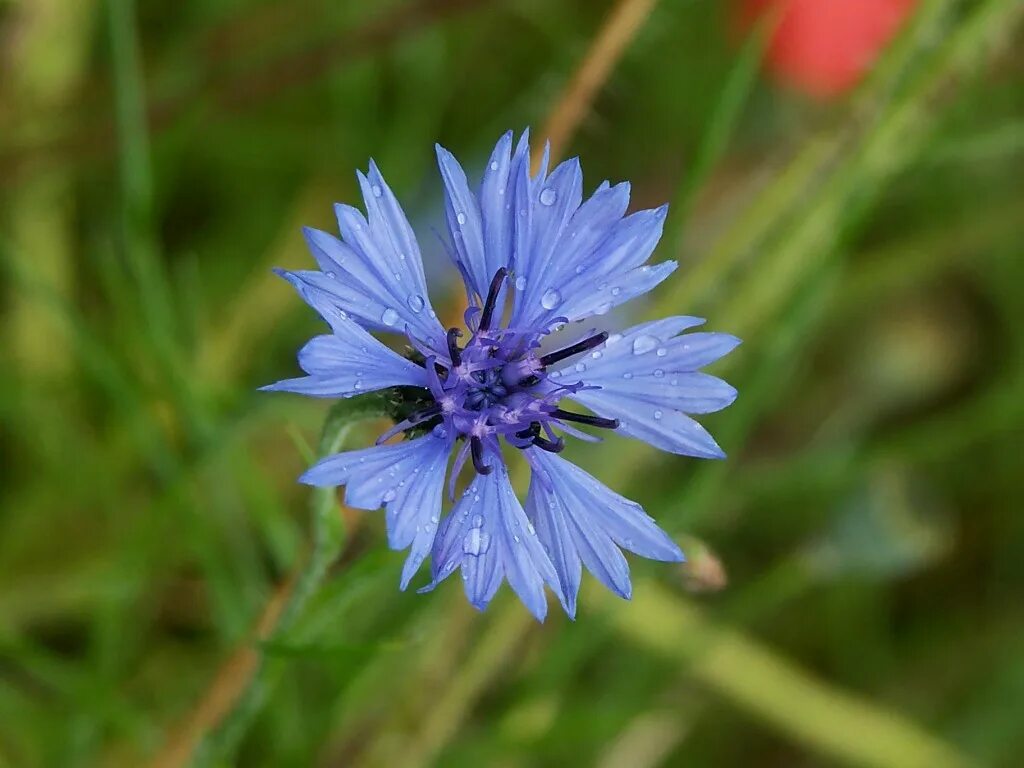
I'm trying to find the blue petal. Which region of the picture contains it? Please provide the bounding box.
[300,434,449,588]
[293,163,445,350]
[511,156,584,321]
[527,451,681,614]
[529,449,682,568]
[510,176,674,329]
[425,465,561,621]
[436,143,488,299]
[559,317,738,458]
[437,131,533,302]
[261,276,427,398]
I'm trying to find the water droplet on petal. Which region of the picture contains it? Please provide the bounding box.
[574,362,586,373]
[611,287,621,296]
[382,489,397,502]
[539,187,558,206]
[456,212,467,225]
[472,514,484,528]
[541,288,563,310]
[371,185,383,198]
[654,369,665,378]
[622,372,633,380]
[326,271,336,279]
[463,528,481,556]
[654,410,663,420]
[575,265,586,275]
[381,308,399,326]
[632,335,658,355]
[591,351,602,359]
[490,161,499,171]
[354,380,363,390]
[607,334,623,346]
[515,276,527,291]
[407,294,424,313]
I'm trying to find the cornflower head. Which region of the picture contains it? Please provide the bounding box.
[263,130,740,620]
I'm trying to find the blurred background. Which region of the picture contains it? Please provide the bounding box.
[2,0,1023,765]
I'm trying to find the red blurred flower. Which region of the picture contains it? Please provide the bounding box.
[741,0,919,98]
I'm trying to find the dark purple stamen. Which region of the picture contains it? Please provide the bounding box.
[552,408,620,430]
[532,434,565,453]
[539,331,609,367]
[447,328,463,366]
[515,423,541,441]
[478,267,508,331]
[471,436,492,474]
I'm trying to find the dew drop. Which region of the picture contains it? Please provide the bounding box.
[611,287,621,296]
[606,333,623,346]
[654,410,663,420]
[371,184,383,198]
[656,347,668,357]
[632,335,658,355]
[456,212,467,225]
[381,308,399,326]
[382,489,397,503]
[463,528,491,556]
[471,514,484,528]
[490,161,499,171]
[407,294,425,313]
[574,362,586,373]
[654,369,665,378]
[591,351,603,359]
[515,276,527,291]
[539,187,558,206]
[575,265,586,275]
[541,288,563,310]
[353,380,363,390]
[326,271,336,279]
[622,372,633,380]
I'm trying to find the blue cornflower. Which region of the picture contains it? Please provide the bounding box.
[264,130,739,620]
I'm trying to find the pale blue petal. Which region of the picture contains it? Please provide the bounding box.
[425,466,561,621]
[530,450,683,566]
[261,277,427,398]
[436,144,488,299]
[512,181,675,329]
[511,157,584,322]
[558,317,740,458]
[525,471,581,618]
[332,197,446,349]
[299,434,448,588]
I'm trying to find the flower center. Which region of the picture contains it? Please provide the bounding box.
[380,268,619,481]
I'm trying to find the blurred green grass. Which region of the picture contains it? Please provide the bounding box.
[1,0,1023,766]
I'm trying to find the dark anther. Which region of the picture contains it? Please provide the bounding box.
[551,408,620,430]
[470,436,492,474]
[514,422,541,441]
[447,328,463,366]
[532,434,565,453]
[479,267,508,331]
[518,374,541,388]
[539,331,609,367]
